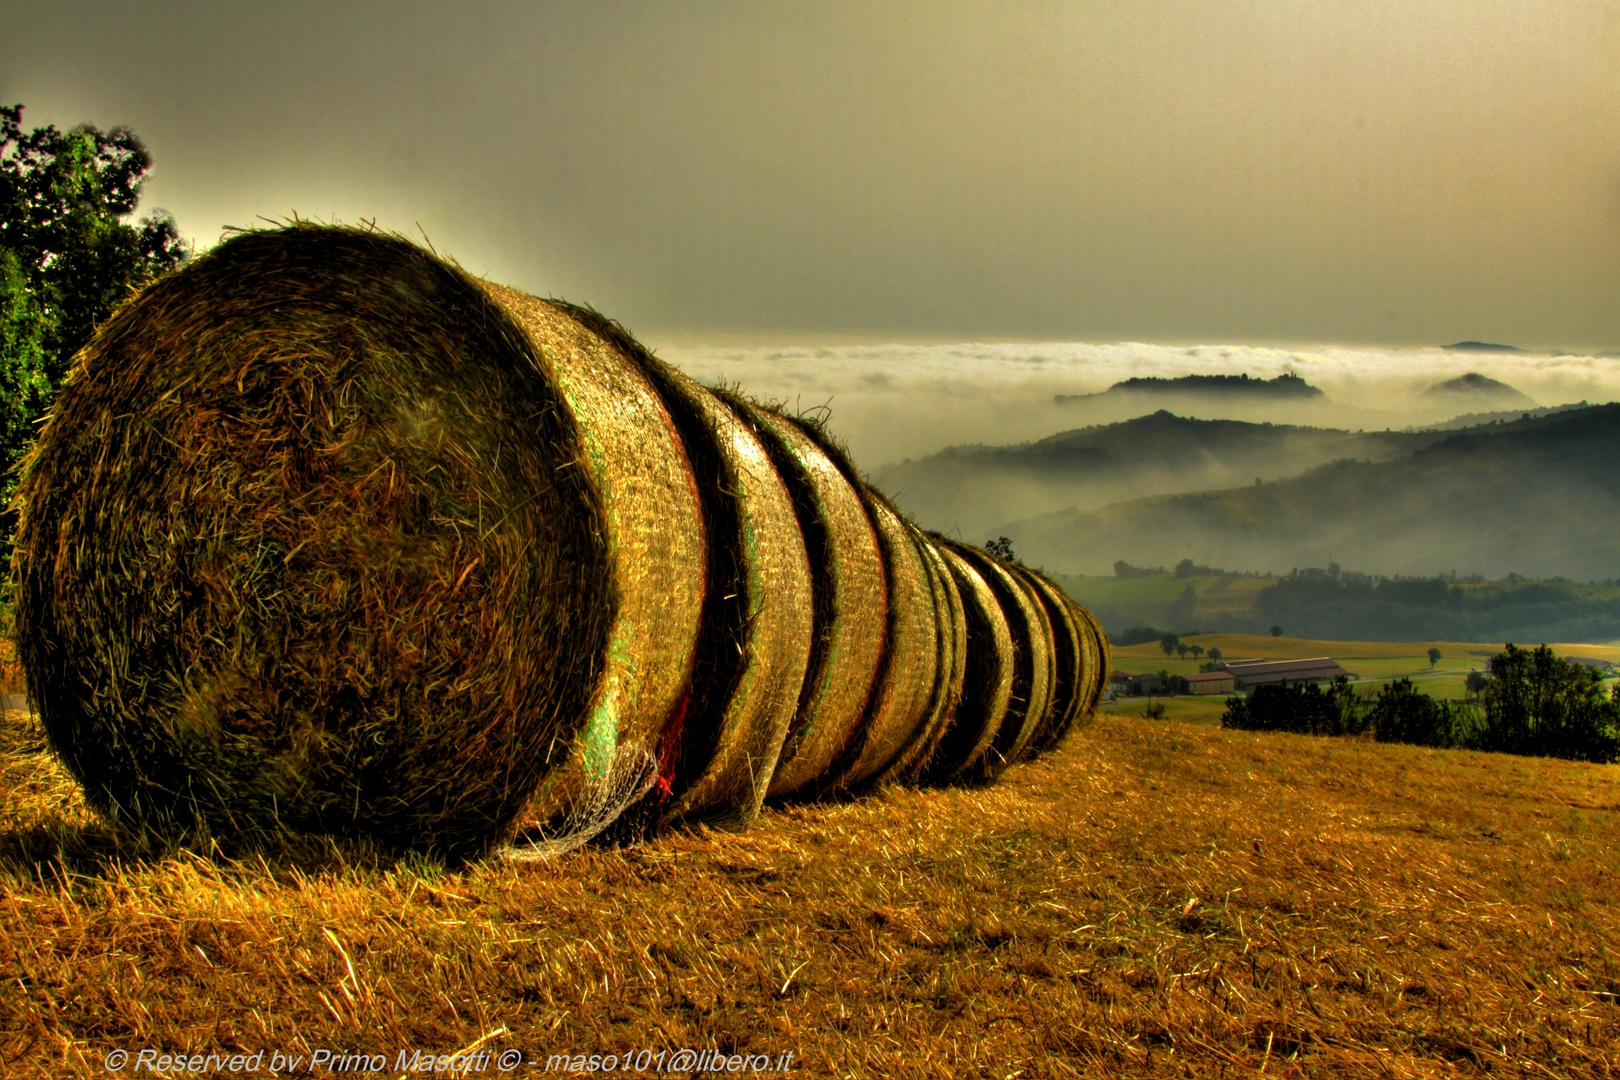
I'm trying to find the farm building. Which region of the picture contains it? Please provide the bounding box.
[1184,671,1236,694]
[1218,657,1348,688]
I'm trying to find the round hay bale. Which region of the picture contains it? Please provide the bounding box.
[920,543,1014,783]
[1000,563,1058,766]
[828,490,939,791]
[476,291,707,852]
[712,396,888,802]
[17,226,709,855]
[1070,599,1112,726]
[616,359,813,830]
[1022,570,1086,754]
[949,547,1053,783]
[870,529,966,786]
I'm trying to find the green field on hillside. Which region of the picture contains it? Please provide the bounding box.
[1106,634,1620,710]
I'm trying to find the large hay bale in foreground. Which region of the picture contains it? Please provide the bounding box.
[17,229,707,854]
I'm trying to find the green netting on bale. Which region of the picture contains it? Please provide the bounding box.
[15,227,635,855]
[479,290,707,855]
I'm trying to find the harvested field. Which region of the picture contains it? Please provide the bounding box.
[2,704,1616,1077]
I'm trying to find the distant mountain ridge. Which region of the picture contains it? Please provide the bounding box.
[1424,372,1536,409]
[1002,404,1620,580]
[1054,371,1322,405]
[1442,341,1525,353]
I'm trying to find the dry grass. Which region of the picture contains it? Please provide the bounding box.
[2,703,1617,1078]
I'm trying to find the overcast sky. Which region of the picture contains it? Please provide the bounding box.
[4,1,1618,350]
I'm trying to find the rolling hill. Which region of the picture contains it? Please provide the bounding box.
[1003,403,1620,580]
[872,411,1445,541]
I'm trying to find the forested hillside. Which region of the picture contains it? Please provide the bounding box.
[873,411,1440,540]
[1007,404,1620,580]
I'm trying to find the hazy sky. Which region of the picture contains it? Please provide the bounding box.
[4,1,1618,349]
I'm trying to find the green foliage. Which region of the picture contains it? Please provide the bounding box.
[0,104,187,482]
[1159,632,1179,658]
[1270,624,1283,637]
[1370,678,1475,748]
[1427,647,1442,667]
[1114,625,1169,647]
[1221,676,1368,737]
[1254,570,1620,644]
[1476,644,1620,762]
[1227,647,1619,764]
[984,536,1017,562]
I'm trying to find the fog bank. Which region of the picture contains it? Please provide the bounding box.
[657,340,1620,469]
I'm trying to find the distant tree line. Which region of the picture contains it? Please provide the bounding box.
[1113,558,1270,581]
[1252,570,1620,644]
[1221,644,1619,764]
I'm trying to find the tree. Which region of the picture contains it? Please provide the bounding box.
[0,104,186,485]
[1270,624,1284,637]
[1190,644,1204,660]
[1478,644,1620,762]
[1427,647,1442,668]
[1208,647,1222,663]
[1159,633,1179,659]
[1371,677,1464,748]
[1175,643,1189,660]
[984,536,1016,562]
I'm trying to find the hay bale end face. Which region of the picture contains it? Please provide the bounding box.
[17,228,633,853]
[14,223,1110,852]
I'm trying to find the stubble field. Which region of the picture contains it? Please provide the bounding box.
[1,699,1617,1078]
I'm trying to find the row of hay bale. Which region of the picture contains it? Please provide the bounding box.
[13,226,1109,856]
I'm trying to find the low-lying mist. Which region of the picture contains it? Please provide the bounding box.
[656,339,1620,470]
[657,340,1620,582]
